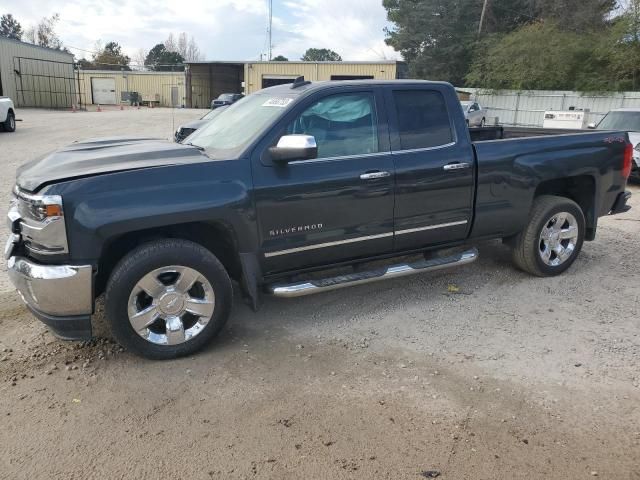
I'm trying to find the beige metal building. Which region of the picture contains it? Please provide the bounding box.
[78,70,186,107]
[0,37,76,108]
[186,60,404,108]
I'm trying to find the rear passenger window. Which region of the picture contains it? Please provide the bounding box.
[393,90,453,150]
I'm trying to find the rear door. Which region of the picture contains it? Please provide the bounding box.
[252,87,395,273]
[385,86,475,251]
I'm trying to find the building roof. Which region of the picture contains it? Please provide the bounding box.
[0,36,74,58]
[185,60,401,66]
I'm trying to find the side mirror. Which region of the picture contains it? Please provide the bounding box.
[269,135,318,163]
[587,122,596,129]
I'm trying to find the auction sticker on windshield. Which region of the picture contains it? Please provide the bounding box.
[262,98,293,108]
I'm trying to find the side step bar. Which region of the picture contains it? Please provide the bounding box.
[268,248,478,298]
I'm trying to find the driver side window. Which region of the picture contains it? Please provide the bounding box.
[286,93,379,159]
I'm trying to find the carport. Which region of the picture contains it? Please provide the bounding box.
[185,61,244,108]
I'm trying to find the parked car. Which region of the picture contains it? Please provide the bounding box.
[6,80,632,359]
[174,106,227,143]
[461,100,485,127]
[0,97,16,132]
[211,93,243,109]
[590,108,640,180]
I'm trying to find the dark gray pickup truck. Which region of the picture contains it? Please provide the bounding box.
[6,79,633,359]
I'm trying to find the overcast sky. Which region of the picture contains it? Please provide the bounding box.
[4,0,400,63]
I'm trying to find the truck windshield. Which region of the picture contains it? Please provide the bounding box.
[186,94,293,158]
[597,111,640,132]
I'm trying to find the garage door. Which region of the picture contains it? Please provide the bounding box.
[91,78,117,104]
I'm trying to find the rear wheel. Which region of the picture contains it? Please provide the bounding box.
[511,195,585,277]
[3,111,15,132]
[105,239,233,359]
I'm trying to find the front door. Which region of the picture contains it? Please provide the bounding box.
[385,86,475,251]
[252,88,395,274]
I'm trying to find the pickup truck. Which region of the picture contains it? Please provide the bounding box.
[0,97,16,132]
[6,79,633,359]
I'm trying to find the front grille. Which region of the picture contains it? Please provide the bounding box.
[175,128,196,143]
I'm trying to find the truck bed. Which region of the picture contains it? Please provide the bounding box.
[469,125,587,142]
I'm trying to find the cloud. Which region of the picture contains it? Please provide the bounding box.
[6,0,399,62]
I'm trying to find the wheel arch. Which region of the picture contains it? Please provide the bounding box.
[533,175,597,240]
[96,221,242,296]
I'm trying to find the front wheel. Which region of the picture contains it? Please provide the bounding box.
[511,195,585,277]
[480,118,485,127]
[3,111,15,132]
[105,239,233,359]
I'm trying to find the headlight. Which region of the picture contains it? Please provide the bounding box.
[11,186,68,255]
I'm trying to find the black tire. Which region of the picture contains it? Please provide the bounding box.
[3,111,15,132]
[480,118,485,127]
[105,239,233,360]
[511,195,585,277]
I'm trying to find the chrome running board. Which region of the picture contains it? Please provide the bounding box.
[268,248,478,298]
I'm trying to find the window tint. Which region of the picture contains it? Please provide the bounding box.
[393,90,453,150]
[287,93,378,159]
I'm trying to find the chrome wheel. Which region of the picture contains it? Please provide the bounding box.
[9,116,15,130]
[127,265,215,346]
[538,212,579,267]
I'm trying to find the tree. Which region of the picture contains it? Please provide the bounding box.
[0,14,23,40]
[165,32,203,62]
[465,22,599,90]
[86,41,131,70]
[272,55,288,61]
[383,0,618,86]
[24,13,63,50]
[145,43,185,71]
[132,48,149,70]
[301,48,342,61]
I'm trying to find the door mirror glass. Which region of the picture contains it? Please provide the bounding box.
[269,134,318,163]
[587,122,597,129]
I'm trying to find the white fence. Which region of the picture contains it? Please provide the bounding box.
[462,88,640,127]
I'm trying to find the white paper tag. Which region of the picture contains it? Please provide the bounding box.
[262,97,293,108]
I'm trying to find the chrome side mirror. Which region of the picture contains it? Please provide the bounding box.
[269,135,318,163]
[587,122,596,129]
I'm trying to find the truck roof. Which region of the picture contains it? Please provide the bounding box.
[259,79,453,96]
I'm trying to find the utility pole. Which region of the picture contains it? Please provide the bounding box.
[478,0,489,36]
[268,0,273,60]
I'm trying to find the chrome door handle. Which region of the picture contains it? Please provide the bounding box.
[360,171,391,180]
[443,162,471,171]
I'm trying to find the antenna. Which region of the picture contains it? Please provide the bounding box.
[268,0,273,60]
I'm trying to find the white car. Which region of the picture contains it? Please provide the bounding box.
[461,101,485,127]
[592,108,640,179]
[0,97,16,132]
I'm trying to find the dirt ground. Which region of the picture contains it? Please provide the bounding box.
[0,108,639,480]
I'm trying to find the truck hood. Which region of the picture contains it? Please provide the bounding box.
[16,137,207,192]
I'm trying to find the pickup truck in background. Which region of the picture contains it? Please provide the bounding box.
[0,97,16,132]
[6,79,633,359]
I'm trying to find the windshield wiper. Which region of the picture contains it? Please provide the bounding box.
[184,142,205,151]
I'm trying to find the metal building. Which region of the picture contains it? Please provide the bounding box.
[185,60,404,108]
[0,37,76,108]
[78,70,186,107]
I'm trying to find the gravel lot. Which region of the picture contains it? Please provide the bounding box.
[0,108,639,479]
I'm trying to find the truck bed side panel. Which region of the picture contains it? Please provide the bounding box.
[470,131,628,239]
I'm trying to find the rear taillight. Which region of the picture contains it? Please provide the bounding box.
[623,143,633,179]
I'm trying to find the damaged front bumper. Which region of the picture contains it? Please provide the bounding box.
[6,255,93,340]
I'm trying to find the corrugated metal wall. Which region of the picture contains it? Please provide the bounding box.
[78,71,186,107]
[0,37,75,108]
[465,88,640,126]
[244,62,398,94]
